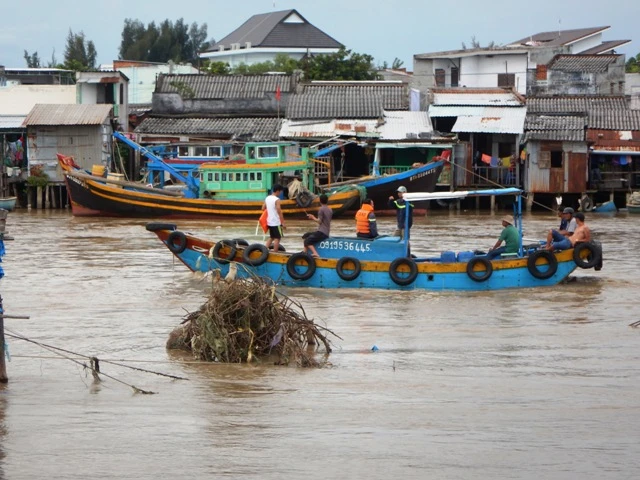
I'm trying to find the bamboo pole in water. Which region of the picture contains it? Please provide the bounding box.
[0,295,6,383]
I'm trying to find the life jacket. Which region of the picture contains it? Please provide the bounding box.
[355,203,374,235]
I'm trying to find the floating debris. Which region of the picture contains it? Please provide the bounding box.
[167,275,338,367]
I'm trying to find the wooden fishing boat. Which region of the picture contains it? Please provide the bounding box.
[147,188,604,291]
[592,200,617,213]
[0,197,17,211]
[58,137,363,219]
[627,204,640,214]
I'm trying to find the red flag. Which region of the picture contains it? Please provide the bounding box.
[275,85,281,102]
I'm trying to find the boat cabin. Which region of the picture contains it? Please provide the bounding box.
[198,142,315,200]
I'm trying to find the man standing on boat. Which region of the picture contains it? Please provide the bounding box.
[388,186,413,239]
[355,199,378,239]
[262,184,285,251]
[486,215,520,260]
[303,194,332,258]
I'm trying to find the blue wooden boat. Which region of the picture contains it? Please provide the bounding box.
[0,197,16,211]
[147,188,603,291]
[592,200,617,213]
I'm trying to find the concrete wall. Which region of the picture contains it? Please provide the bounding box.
[0,85,76,115]
[152,92,290,115]
[116,64,199,104]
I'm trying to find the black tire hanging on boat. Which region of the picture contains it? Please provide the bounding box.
[242,243,270,266]
[466,257,493,282]
[166,231,188,254]
[286,252,317,280]
[336,256,362,281]
[389,257,418,286]
[295,190,314,208]
[211,239,238,264]
[572,242,601,269]
[527,250,558,279]
[581,195,594,212]
[145,222,177,232]
[268,244,287,252]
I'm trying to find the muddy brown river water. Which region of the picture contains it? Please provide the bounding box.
[0,209,638,479]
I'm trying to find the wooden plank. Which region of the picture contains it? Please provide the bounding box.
[550,168,564,192]
[568,152,587,192]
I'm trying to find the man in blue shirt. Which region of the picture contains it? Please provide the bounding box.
[388,186,413,239]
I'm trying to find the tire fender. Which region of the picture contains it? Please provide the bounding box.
[573,242,601,269]
[166,231,187,254]
[466,257,493,282]
[212,239,238,264]
[242,244,270,266]
[389,257,418,286]
[336,256,362,281]
[527,250,558,279]
[286,252,316,281]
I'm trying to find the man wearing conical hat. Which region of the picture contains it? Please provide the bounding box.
[486,215,520,260]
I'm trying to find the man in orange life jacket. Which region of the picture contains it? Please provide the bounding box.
[355,198,378,238]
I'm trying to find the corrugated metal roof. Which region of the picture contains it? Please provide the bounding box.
[524,114,586,142]
[22,104,112,126]
[155,74,292,98]
[280,111,434,140]
[207,9,342,51]
[429,105,485,117]
[432,90,524,106]
[452,107,526,134]
[134,117,282,141]
[0,115,26,130]
[280,119,378,138]
[527,95,628,113]
[287,93,384,120]
[378,111,433,139]
[548,55,619,73]
[588,110,640,130]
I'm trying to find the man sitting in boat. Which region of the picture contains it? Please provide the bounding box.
[388,186,413,239]
[569,213,591,246]
[303,194,332,258]
[544,207,576,251]
[355,199,379,239]
[486,215,520,260]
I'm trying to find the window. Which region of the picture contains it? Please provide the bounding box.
[178,146,189,157]
[214,173,220,181]
[235,173,242,181]
[257,146,278,159]
[208,146,222,157]
[242,173,248,181]
[451,67,459,87]
[536,65,547,80]
[435,68,445,87]
[256,172,263,181]
[550,151,563,168]
[249,172,256,181]
[193,146,208,157]
[207,173,213,182]
[498,73,515,88]
[221,173,227,181]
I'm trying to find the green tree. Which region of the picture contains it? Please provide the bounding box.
[203,61,231,75]
[626,53,640,73]
[23,50,41,68]
[63,29,97,71]
[303,48,377,81]
[118,18,208,64]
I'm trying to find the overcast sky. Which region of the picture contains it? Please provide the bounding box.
[2,0,638,70]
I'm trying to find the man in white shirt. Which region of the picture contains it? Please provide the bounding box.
[262,184,285,252]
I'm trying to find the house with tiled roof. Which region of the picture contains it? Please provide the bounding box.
[523,95,640,208]
[427,88,526,188]
[200,9,343,67]
[412,26,630,97]
[135,73,299,144]
[280,80,451,182]
[529,54,626,96]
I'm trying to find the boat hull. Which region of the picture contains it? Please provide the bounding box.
[328,161,444,205]
[627,204,640,214]
[148,226,587,291]
[62,169,361,219]
[0,197,17,211]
